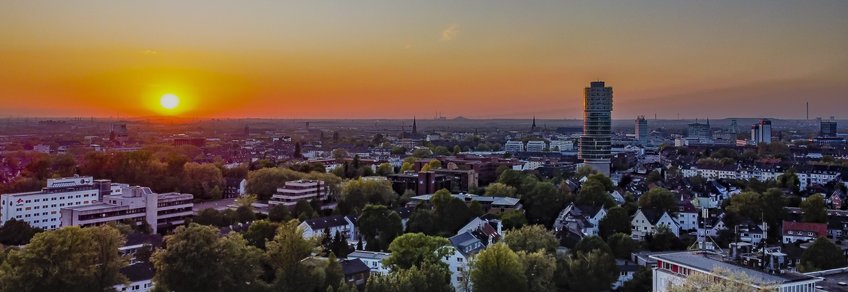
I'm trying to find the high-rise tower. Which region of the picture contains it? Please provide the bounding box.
[636,116,648,145]
[579,81,613,175]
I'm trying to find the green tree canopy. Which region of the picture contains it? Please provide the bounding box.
[517,250,556,292]
[607,233,638,260]
[800,194,828,223]
[799,237,848,272]
[470,243,528,292]
[152,224,263,292]
[485,183,518,197]
[385,233,451,270]
[522,181,567,226]
[358,205,404,251]
[503,225,558,254]
[556,250,618,292]
[599,206,632,239]
[638,188,678,214]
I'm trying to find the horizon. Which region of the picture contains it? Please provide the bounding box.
[2,1,847,119]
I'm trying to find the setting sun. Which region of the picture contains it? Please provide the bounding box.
[160,94,180,110]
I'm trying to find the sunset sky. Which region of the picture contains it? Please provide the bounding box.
[1,1,847,119]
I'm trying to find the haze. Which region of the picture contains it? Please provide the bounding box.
[1,0,847,119]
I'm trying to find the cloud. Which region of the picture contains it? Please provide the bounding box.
[440,24,459,41]
[141,49,159,55]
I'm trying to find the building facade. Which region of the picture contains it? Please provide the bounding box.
[60,186,193,233]
[636,116,648,145]
[579,81,613,175]
[1,176,102,230]
[751,119,772,144]
[269,180,329,207]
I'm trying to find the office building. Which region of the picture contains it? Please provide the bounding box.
[269,180,329,207]
[687,120,711,139]
[504,140,524,153]
[579,81,613,175]
[635,116,648,145]
[1,176,103,230]
[60,185,193,233]
[525,140,546,152]
[821,117,837,137]
[751,119,772,144]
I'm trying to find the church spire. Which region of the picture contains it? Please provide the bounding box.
[531,116,537,131]
[412,116,418,135]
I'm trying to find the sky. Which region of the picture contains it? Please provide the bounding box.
[1,0,847,119]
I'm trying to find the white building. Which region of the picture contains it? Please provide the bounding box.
[681,165,839,191]
[0,176,104,230]
[504,140,524,153]
[348,250,391,275]
[553,203,607,237]
[269,180,329,207]
[60,185,194,234]
[298,215,358,243]
[549,139,574,152]
[114,262,155,292]
[651,252,821,292]
[631,209,680,240]
[525,140,546,152]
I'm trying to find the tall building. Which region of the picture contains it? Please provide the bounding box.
[820,117,837,137]
[579,81,613,175]
[687,119,711,139]
[729,119,738,134]
[635,116,648,145]
[751,119,772,144]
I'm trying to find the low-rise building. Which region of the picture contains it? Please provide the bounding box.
[348,250,391,275]
[299,215,358,243]
[408,193,522,215]
[269,180,329,207]
[782,220,827,244]
[651,252,821,292]
[60,186,193,233]
[1,176,106,230]
[631,209,680,240]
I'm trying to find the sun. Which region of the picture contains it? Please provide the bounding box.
[160,93,180,110]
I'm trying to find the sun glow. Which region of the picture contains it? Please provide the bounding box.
[160,93,180,110]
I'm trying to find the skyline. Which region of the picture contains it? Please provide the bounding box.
[2,1,847,119]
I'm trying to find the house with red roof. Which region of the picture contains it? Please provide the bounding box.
[782,220,827,244]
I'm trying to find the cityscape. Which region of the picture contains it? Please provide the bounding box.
[1,1,848,292]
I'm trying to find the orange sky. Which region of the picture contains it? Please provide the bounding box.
[1,1,847,119]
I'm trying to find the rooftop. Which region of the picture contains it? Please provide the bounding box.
[651,252,820,286]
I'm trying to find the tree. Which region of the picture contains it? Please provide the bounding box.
[799,237,848,272]
[266,220,320,291]
[607,233,638,260]
[268,204,292,222]
[485,183,517,197]
[522,182,566,226]
[236,205,256,223]
[761,188,787,242]
[620,267,653,292]
[801,194,828,223]
[358,205,404,251]
[469,201,484,217]
[576,180,614,208]
[294,199,316,219]
[726,191,764,221]
[194,208,224,226]
[338,178,396,214]
[500,210,527,230]
[0,226,128,292]
[0,219,42,246]
[497,170,526,190]
[777,168,801,194]
[667,267,765,292]
[556,250,618,292]
[152,224,263,292]
[517,250,556,292]
[243,220,279,249]
[471,243,528,292]
[365,261,452,292]
[599,206,631,239]
[246,168,308,200]
[646,170,663,183]
[376,163,394,176]
[573,236,612,255]
[182,162,226,200]
[638,188,677,213]
[385,233,451,270]
[405,208,437,235]
[503,225,558,254]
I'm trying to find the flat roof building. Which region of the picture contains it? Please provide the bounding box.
[269,180,329,207]
[60,185,193,233]
[1,176,101,230]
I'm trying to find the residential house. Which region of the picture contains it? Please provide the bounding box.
[553,203,607,237]
[299,215,358,243]
[348,250,391,275]
[114,262,155,292]
[782,221,827,244]
[341,259,371,289]
[631,209,680,240]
